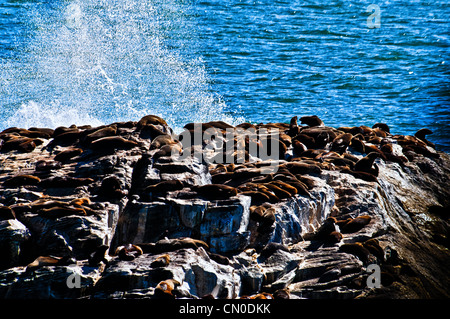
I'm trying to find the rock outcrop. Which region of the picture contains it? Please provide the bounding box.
[0,116,448,299]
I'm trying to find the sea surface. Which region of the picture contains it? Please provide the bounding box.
[0,0,449,150]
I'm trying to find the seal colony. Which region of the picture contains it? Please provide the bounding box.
[0,114,449,299]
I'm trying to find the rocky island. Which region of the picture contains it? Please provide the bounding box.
[0,115,448,300]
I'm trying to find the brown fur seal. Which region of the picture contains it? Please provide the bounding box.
[292,140,307,157]
[17,139,38,153]
[137,114,168,128]
[300,115,324,127]
[362,238,384,262]
[88,245,109,266]
[372,127,387,138]
[99,175,126,198]
[207,252,230,265]
[331,133,353,155]
[295,175,317,190]
[341,168,378,182]
[192,184,238,200]
[155,279,180,299]
[414,128,435,148]
[0,136,39,153]
[288,116,300,137]
[0,206,16,221]
[206,120,234,130]
[259,242,289,260]
[312,217,338,238]
[138,237,209,254]
[150,134,178,150]
[273,288,290,299]
[35,160,62,171]
[3,174,41,188]
[29,199,71,210]
[292,133,316,149]
[69,197,91,206]
[303,217,342,243]
[340,215,372,233]
[278,132,292,148]
[115,244,143,261]
[26,256,73,271]
[83,125,117,145]
[40,176,94,188]
[240,190,271,205]
[263,183,292,200]
[0,127,50,139]
[350,136,365,153]
[282,162,322,175]
[328,231,343,243]
[273,178,310,197]
[236,122,256,130]
[250,292,274,299]
[28,127,55,138]
[372,123,390,134]
[366,136,382,145]
[210,164,228,175]
[54,148,83,162]
[251,187,279,203]
[52,129,81,146]
[250,206,276,232]
[37,206,86,219]
[354,152,380,175]
[139,124,167,140]
[151,254,171,268]
[90,136,138,150]
[53,126,77,138]
[339,242,371,264]
[259,136,287,160]
[145,180,184,194]
[210,172,234,184]
[152,143,182,161]
[268,180,298,196]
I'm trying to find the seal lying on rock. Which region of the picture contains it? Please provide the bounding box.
[82,125,117,145]
[303,217,343,244]
[39,176,94,188]
[137,237,209,254]
[53,148,83,162]
[137,114,168,128]
[250,205,276,233]
[154,279,181,299]
[3,174,41,188]
[339,238,385,265]
[26,256,74,272]
[339,215,372,233]
[0,136,42,153]
[115,244,143,261]
[90,136,138,151]
[191,184,238,200]
[145,180,184,195]
[35,160,62,172]
[37,206,87,219]
[150,254,171,268]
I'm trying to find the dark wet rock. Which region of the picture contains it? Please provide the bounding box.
[0,115,449,299]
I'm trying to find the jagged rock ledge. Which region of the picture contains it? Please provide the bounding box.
[0,115,448,299]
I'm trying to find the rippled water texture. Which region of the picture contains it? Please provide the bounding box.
[0,0,449,150]
[0,0,241,131]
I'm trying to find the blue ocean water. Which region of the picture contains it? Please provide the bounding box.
[0,0,449,150]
